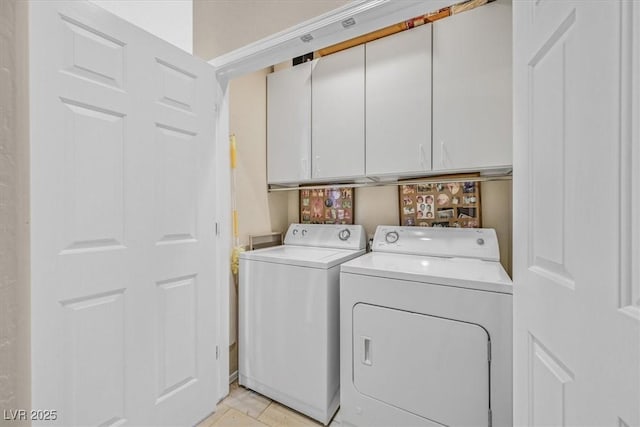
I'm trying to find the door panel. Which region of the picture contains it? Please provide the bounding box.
[62,291,126,427]
[29,2,218,425]
[352,304,489,427]
[514,1,640,425]
[60,99,126,253]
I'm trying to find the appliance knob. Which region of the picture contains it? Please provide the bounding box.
[292,229,298,236]
[338,229,351,241]
[477,238,485,245]
[385,231,399,244]
[302,229,308,236]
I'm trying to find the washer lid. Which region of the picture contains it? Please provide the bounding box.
[372,226,500,261]
[341,252,513,294]
[240,245,365,269]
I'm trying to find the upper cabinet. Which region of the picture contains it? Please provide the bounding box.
[311,44,365,181]
[267,60,314,184]
[266,1,512,185]
[432,0,512,172]
[366,23,432,178]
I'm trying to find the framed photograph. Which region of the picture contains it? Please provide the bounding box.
[300,187,355,225]
[398,174,482,228]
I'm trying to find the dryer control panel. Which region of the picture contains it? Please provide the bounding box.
[285,224,367,250]
[372,226,500,261]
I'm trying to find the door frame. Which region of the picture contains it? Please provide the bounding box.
[206,0,459,399]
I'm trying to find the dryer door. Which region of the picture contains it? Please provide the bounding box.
[352,304,490,426]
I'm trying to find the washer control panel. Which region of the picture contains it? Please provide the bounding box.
[284,224,366,250]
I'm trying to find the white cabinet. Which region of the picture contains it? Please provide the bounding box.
[366,24,432,178]
[312,45,365,181]
[267,61,313,184]
[432,0,512,172]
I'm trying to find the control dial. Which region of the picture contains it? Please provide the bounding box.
[302,229,308,236]
[292,229,298,236]
[385,231,399,244]
[338,228,351,241]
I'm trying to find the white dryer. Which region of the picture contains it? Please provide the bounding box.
[239,223,366,425]
[340,226,512,427]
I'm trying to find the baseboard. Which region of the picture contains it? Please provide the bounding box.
[229,370,238,384]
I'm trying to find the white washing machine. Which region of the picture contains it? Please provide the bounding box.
[239,223,366,425]
[340,226,513,427]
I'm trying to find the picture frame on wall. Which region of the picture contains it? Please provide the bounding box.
[398,174,482,228]
[300,187,355,225]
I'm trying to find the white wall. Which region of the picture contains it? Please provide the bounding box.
[194,0,349,59]
[229,69,289,248]
[89,0,193,53]
[0,0,30,422]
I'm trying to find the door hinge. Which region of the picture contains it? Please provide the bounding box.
[216,345,219,360]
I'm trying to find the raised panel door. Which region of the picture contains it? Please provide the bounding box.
[29,2,218,425]
[513,1,640,425]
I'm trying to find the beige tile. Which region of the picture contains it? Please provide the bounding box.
[222,385,271,418]
[197,403,232,427]
[257,402,323,427]
[210,408,270,427]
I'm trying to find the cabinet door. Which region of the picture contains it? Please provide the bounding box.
[433,0,512,171]
[267,61,313,184]
[366,24,432,177]
[312,45,365,180]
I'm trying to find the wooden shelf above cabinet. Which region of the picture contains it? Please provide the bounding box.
[316,0,491,58]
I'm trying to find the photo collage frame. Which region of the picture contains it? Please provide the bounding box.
[399,176,481,228]
[300,187,354,224]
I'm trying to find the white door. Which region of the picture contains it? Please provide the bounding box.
[267,61,313,184]
[513,1,640,426]
[29,2,218,425]
[352,304,489,426]
[365,24,432,178]
[311,45,365,181]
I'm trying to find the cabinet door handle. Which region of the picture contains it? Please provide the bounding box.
[419,144,427,170]
[314,155,320,177]
[361,336,372,366]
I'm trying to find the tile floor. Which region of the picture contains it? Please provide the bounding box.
[196,381,341,427]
